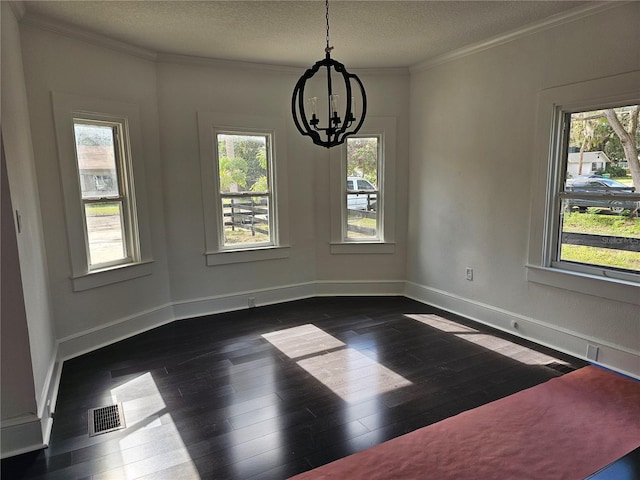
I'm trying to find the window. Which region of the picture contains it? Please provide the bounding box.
[344,136,381,241]
[329,116,396,254]
[198,112,289,266]
[53,93,152,291]
[527,72,640,304]
[73,119,139,269]
[553,106,639,278]
[216,132,274,248]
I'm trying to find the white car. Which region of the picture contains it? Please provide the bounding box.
[347,177,377,211]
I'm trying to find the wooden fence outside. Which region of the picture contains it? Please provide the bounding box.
[562,232,640,252]
[223,199,269,236]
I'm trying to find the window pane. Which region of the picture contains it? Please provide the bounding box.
[347,137,378,187]
[84,201,126,266]
[558,105,640,273]
[346,208,377,240]
[221,196,270,246]
[346,137,379,240]
[217,134,269,194]
[74,123,120,198]
[558,203,640,273]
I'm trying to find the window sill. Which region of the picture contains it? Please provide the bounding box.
[330,242,396,255]
[206,245,290,266]
[526,264,639,306]
[72,261,154,292]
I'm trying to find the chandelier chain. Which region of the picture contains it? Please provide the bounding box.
[325,0,331,53]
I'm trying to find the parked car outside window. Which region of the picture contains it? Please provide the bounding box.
[565,177,639,214]
[347,177,377,211]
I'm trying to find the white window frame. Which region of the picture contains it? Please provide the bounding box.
[215,130,275,250]
[73,117,139,270]
[198,112,290,266]
[527,71,640,305]
[330,117,397,254]
[342,136,383,242]
[52,93,153,292]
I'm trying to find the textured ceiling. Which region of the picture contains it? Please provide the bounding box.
[22,1,589,69]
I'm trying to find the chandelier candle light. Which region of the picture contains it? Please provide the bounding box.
[292,0,367,148]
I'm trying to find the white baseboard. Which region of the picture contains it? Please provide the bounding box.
[57,280,639,378]
[57,303,175,361]
[0,414,45,459]
[315,280,406,297]
[172,282,317,320]
[405,281,640,380]
[58,280,406,361]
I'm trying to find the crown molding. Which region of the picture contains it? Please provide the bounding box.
[8,1,26,21]
[20,11,157,62]
[157,52,409,76]
[156,53,302,74]
[410,1,626,73]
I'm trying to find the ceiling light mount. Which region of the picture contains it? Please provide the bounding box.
[292,0,367,148]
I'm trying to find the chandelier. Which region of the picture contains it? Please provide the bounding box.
[291,0,367,148]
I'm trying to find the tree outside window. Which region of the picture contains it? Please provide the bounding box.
[557,105,639,274]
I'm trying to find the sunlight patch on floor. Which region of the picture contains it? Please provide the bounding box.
[298,348,412,403]
[104,372,200,479]
[262,324,345,359]
[263,325,412,403]
[405,314,568,366]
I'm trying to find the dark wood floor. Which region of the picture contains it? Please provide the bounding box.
[3,296,587,479]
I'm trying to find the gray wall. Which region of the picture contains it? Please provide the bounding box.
[1,2,57,456]
[407,3,639,371]
[17,17,410,354]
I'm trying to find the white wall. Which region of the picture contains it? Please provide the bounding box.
[314,72,410,285]
[1,2,57,456]
[407,3,640,375]
[15,18,410,355]
[157,60,410,314]
[157,60,316,307]
[20,24,173,351]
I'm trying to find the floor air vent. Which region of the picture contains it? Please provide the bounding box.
[88,403,126,436]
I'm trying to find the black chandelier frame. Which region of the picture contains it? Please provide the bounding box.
[291,1,367,148]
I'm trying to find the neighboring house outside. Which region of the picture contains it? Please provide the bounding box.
[566,151,610,178]
[76,145,117,197]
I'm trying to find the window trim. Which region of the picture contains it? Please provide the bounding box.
[330,116,397,254]
[197,112,290,266]
[527,71,640,305]
[52,92,153,291]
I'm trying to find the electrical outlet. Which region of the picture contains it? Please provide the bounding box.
[586,344,599,361]
[465,267,473,281]
[248,297,256,308]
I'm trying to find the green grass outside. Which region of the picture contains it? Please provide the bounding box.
[224,227,269,245]
[86,203,120,216]
[562,212,640,236]
[348,217,377,228]
[560,245,640,271]
[561,212,639,271]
